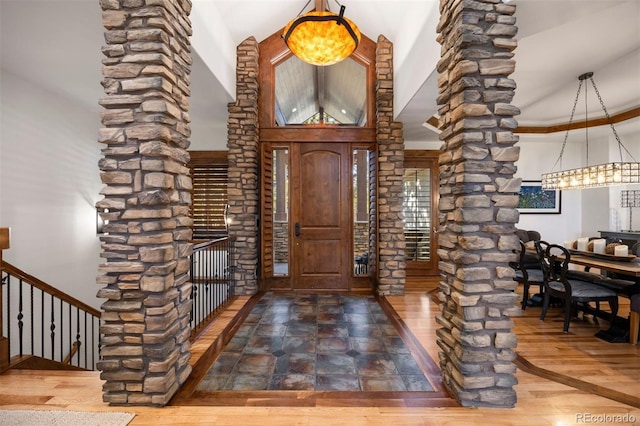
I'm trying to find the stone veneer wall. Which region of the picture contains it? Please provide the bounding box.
[96,0,194,406]
[435,0,521,408]
[354,222,369,256]
[273,222,289,263]
[376,35,406,296]
[227,38,259,295]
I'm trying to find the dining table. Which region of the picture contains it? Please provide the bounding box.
[522,246,639,342]
[566,252,640,278]
[564,250,640,343]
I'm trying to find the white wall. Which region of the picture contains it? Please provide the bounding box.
[507,134,578,243]
[581,134,611,237]
[516,117,640,244]
[607,120,640,233]
[0,70,103,308]
[190,121,228,151]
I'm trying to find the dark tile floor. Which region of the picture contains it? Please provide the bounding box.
[196,292,434,392]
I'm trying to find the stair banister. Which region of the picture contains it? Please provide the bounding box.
[0,227,10,372]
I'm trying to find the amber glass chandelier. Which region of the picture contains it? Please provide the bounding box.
[541,72,640,190]
[283,0,361,66]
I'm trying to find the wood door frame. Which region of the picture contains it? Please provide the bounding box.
[260,141,376,292]
[258,28,376,131]
[258,26,378,293]
[404,150,440,277]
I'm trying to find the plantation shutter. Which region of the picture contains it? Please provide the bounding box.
[403,167,431,261]
[261,145,274,277]
[189,151,228,241]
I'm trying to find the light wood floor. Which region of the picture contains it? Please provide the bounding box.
[1,282,639,425]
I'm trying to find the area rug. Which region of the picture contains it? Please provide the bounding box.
[0,409,135,426]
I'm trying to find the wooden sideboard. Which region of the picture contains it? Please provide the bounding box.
[599,231,640,247]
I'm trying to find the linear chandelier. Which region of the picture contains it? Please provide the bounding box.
[541,72,640,190]
[283,0,361,66]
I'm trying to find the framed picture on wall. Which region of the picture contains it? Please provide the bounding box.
[517,180,561,214]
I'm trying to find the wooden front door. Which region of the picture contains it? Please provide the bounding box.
[291,143,350,290]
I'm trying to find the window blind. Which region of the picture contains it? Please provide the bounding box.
[189,152,228,241]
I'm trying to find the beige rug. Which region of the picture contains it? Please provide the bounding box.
[0,409,135,426]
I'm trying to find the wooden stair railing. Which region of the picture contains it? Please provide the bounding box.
[1,260,102,372]
[63,341,81,365]
[0,233,236,373]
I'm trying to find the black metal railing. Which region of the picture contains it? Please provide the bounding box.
[0,237,236,370]
[189,236,235,339]
[1,262,101,370]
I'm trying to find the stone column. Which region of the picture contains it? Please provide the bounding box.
[436,0,521,407]
[227,38,259,296]
[96,0,194,406]
[376,35,406,296]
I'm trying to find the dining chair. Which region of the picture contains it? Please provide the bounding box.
[538,243,619,333]
[511,240,545,310]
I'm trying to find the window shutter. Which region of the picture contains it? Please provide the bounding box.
[188,151,228,241]
[261,146,274,276]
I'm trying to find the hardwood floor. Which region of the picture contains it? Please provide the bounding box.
[1,281,639,425]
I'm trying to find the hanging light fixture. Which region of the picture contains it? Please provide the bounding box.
[283,0,361,66]
[541,72,640,190]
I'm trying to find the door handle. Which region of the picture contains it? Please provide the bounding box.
[295,222,300,237]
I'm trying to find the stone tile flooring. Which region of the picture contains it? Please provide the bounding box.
[196,292,434,392]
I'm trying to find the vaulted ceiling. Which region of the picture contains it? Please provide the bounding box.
[1,0,638,145]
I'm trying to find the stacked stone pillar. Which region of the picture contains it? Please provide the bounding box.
[376,35,406,296]
[227,38,259,295]
[96,0,194,406]
[436,0,521,407]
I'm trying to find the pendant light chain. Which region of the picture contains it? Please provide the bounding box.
[584,77,589,167]
[295,0,312,18]
[541,71,640,190]
[550,77,585,173]
[589,77,638,162]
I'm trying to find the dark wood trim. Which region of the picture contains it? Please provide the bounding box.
[177,389,459,407]
[425,106,640,135]
[376,294,447,393]
[515,106,640,134]
[188,150,227,165]
[404,151,440,277]
[260,127,376,143]
[405,150,440,159]
[515,353,640,408]
[425,115,439,128]
[351,34,377,129]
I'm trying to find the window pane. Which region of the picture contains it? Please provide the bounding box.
[353,149,369,275]
[274,56,367,126]
[403,168,431,261]
[273,149,289,276]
